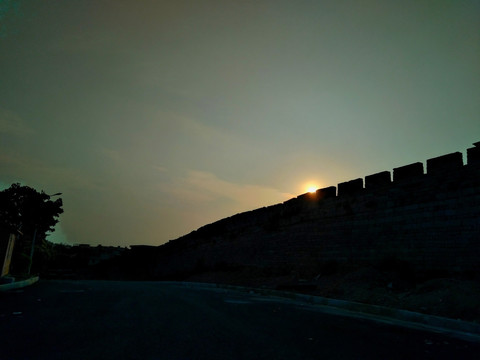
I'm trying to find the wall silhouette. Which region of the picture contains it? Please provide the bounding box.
[152,142,480,279]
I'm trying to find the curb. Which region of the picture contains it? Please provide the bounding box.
[0,276,39,292]
[164,281,480,342]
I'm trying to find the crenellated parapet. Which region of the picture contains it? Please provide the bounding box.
[293,142,479,201]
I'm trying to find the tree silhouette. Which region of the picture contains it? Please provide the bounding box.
[0,183,63,274]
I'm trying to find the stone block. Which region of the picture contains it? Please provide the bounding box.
[393,162,424,182]
[337,178,363,196]
[365,171,391,190]
[426,152,463,175]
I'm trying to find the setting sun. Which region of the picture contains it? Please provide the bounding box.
[302,181,321,194]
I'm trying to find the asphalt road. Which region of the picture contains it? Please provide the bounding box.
[0,280,478,360]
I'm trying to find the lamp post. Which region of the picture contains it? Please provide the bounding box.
[27,192,62,275]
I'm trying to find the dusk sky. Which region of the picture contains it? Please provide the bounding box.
[1,0,479,247]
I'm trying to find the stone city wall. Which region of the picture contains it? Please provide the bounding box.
[153,142,480,278]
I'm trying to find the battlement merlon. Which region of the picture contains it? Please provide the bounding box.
[426,152,463,175]
[337,178,363,197]
[467,142,480,166]
[393,162,424,182]
[365,171,391,190]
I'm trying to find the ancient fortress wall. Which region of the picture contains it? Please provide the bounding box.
[154,142,480,278]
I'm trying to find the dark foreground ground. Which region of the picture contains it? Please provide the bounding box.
[1,280,479,360]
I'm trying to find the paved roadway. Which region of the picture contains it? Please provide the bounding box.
[0,280,479,359]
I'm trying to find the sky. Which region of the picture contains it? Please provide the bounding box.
[1,0,479,247]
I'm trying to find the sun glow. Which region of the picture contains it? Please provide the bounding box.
[306,185,318,193]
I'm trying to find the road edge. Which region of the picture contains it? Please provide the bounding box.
[0,276,39,292]
[164,281,480,342]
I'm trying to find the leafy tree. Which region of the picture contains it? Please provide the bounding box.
[0,183,63,274]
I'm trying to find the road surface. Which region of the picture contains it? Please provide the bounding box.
[0,280,478,359]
